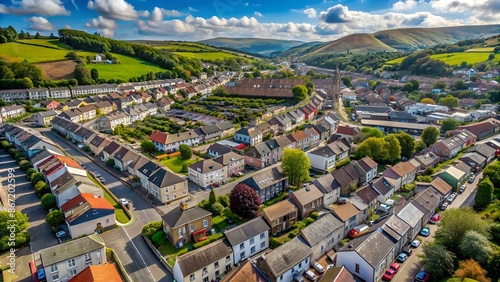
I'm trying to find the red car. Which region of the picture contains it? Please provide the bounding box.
[382,269,396,281]
[389,262,400,273]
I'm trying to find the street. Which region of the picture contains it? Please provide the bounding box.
[40,129,172,282]
[394,171,481,282]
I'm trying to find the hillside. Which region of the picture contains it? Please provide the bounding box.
[305,33,397,57]
[271,41,323,58]
[198,37,304,56]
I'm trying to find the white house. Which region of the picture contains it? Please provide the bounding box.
[149,130,200,153]
[396,203,424,240]
[300,213,344,262]
[234,127,263,146]
[354,156,378,183]
[307,145,337,172]
[49,87,72,99]
[224,217,270,265]
[188,159,227,188]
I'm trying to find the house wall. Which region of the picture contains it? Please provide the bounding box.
[232,230,269,265]
[158,180,189,204]
[336,252,373,282]
[263,210,297,236]
[310,228,342,262]
[307,153,335,171]
[188,167,227,188]
[67,213,116,238]
[163,215,212,246]
[322,190,340,209]
[272,256,311,282]
[43,247,105,282]
[54,185,79,207]
[244,155,263,169]
[227,159,245,176]
[173,254,233,282]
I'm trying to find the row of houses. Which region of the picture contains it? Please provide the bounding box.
[0,105,26,123]
[0,84,119,101]
[50,116,188,204]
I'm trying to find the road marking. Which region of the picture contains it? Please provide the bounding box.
[122,226,157,281]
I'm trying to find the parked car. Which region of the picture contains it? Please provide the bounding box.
[313,261,324,273]
[430,213,441,224]
[402,246,412,256]
[211,182,220,188]
[98,177,105,183]
[459,185,466,194]
[415,271,431,282]
[389,262,400,273]
[446,193,456,203]
[411,239,421,248]
[440,202,449,211]
[305,270,316,280]
[119,198,129,206]
[94,172,101,178]
[396,253,408,263]
[420,227,431,237]
[468,176,475,183]
[382,269,396,281]
[55,230,67,238]
[37,269,47,282]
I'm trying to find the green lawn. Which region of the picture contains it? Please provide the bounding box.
[385,56,406,65]
[155,44,218,52]
[0,40,70,62]
[429,52,499,66]
[465,47,495,52]
[88,174,130,224]
[160,156,199,174]
[174,51,241,61]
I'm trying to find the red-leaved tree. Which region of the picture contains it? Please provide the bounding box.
[229,183,262,220]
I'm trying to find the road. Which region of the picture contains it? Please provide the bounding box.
[394,171,481,282]
[40,129,172,282]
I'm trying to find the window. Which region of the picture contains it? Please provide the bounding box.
[299,262,302,268]
[214,261,219,268]
[261,241,266,248]
[226,264,231,271]
[52,273,60,282]
[203,278,209,282]
[260,233,265,239]
[240,251,245,259]
[203,267,208,275]
[355,263,360,273]
[179,227,185,237]
[250,238,254,245]
[251,246,256,254]
[69,268,77,276]
[50,264,58,273]
[203,219,208,227]
[239,243,244,249]
[321,245,324,251]
[190,274,195,281]
[215,270,220,277]
[190,224,194,232]
[226,255,231,262]
[67,258,76,268]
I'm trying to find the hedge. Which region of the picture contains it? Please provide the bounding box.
[142,221,162,239]
[193,234,224,249]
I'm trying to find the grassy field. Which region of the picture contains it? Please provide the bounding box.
[175,51,242,61]
[385,56,406,65]
[160,156,199,174]
[465,47,494,52]
[386,52,500,66]
[154,43,218,52]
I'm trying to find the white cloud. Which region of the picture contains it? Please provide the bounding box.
[188,6,198,12]
[149,7,182,22]
[0,0,70,16]
[85,16,118,37]
[254,11,263,17]
[392,0,417,11]
[87,0,148,20]
[429,0,500,23]
[27,16,56,31]
[63,24,72,29]
[303,8,317,18]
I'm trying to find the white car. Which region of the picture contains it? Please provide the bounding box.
[305,270,316,280]
[411,239,421,248]
[119,198,129,206]
[313,261,324,273]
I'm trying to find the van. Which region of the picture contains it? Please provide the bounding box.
[348,224,370,239]
[379,204,392,213]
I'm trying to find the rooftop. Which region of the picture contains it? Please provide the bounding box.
[39,234,105,266]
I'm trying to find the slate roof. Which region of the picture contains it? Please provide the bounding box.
[262,236,312,277]
[397,203,424,228]
[356,156,378,172]
[332,202,360,222]
[430,177,452,196]
[236,127,262,138]
[412,187,441,215]
[176,240,232,276]
[261,199,297,221]
[372,177,394,196]
[300,213,343,247]
[313,173,336,194]
[162,206,212,229]
[460,152,486,165]
[381,215,410,241]
[37,110,58,117]
[224,217,270,247]
[103,141,121,155]
[189,159,224,173]
[39,234,105,266]
[240,167,286,191]
[318,266,356,282]
[345,230,395,268]
[468,143,496,159]
[356,185,379,204]
[308,145,336,158]
[137,161,161,178]
[149,168,185,188]
[207,143,232,155]
[291,184,324,206]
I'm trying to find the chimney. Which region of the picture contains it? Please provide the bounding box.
[180,201,188,211]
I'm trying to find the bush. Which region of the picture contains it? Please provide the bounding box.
[310,212,319,220]
[340,238,350,246]
[151,231,167,246]
[288,231,297,238]
[41,194,56,210]
[8,148,18,157]
[304,217,315,225]
[142,221,162,239]
[106,158,115,167]
[193,233,223,249]
[18,160,32,171]
[31,172,44,185]
[180,163,188,173]
[218,195,229,207]
[198,199,209,210]
[490,223,500,243]
[0,140,10,149]
[270,237,283,248]
[211,202,224,216]
[336,157,351,169]
[45,210,64,227]
[15,152,24,162]
[26,168,36,179]
[35,182,50,198]
[294,221,306,230]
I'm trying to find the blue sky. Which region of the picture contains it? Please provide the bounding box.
[0,0,499,41]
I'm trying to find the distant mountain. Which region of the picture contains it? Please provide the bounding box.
[294,24,500,61]
[197,37,304,56]
[270,41,324,58]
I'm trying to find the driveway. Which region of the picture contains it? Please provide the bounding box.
[0,151,59,281]
[394,171,481,281]
[39,130,172,281]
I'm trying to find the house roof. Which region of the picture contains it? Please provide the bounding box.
[262,199,297,221]
[430,177,452,196]
[32,148,56,165]
[128,156,149,171]
[113,147,138,163]
[176,240,232,276]
[356,185,379,204]
[300,213,343,247]
[336,125,360,136]
[241,167,286,191]
[69,264,122,282]
[162,205,212,229]
[103,141,121,155]
[236,127,262,138]
[224,217,270,247]
[39,234,105,266]
[149,168,185,188]
[451,160,471,173]
[460,152,486,165]
[61,193,114,223]
[214,151,244,166]
[189,159,224,174]
[221,260,269,282]
[345,230,395,268]
[413,152,439,167]
[54,155,83,169]
[313,173,336,194]
[440,166,467,180]
[382,215,410,240]
[356,156,378,172]
[37,110,58,117]
[460,119,499,137]
[412,188,441,215]
[308,144,336,158]
[262,236,312,277]
[138,161,161,178]
[387,161,417,177]
[291,184,324,207]
[318,266,356,282]
[328,140,350,155]
[397,203,424,228]
[468,143,496,159]
[290,130,308,142]
[332,202,360,222]
[217,121,234,131]
[207,143,232,155]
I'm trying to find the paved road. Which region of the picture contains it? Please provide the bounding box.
[41,130,172,282]
[0,151,59,281]
[394,171,481,282]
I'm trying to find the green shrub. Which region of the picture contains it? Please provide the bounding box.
[15,152,24,162]
[18,160,32,171]
[41,194,56,210]
[336,157,351,169]
[210,202,224,216]
[26,168,36,179]
[310,212,319,220]
[142,221,162,238]
[151,231,167,246]
[198,199,209,210]
[8,148,18,157]
[0,140,10,149]
[218,195,229,207]
[105,248,114,262]
[193,234,223,249]
[304,217,315,226]
[340,238,350,246]
[35,182,50,198]
[270,237,283,248]
[294,221,306,230]
[288,232,296,238]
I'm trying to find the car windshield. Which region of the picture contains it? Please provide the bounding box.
[385,271,393,275]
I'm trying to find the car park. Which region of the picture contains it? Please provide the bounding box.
[430,213,441,224]
[396,253,408,262]
[440,202,449,211]
[382,269,396,281]
[313,261,324,273]
[420,227,430,237]
[415,271,431,282]
[411,239,421,248]
[305,270,316,280]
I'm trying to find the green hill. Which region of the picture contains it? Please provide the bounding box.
[271,41,323,58]
[198,37,304,56]
[304,34,396,58]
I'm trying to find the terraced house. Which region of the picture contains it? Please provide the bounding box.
[149,130,200,153]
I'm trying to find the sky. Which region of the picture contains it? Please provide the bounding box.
[0,0,499,42]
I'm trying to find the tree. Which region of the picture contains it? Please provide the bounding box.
[22,77,34,89]
[435,207,490,253]
[421,242,455,280]
[34,32,41,39]
[49,33,55,38]
[30,172,44,184]
[490,223,500,244]
[494,46,500,53]
[394,132,416,158]
[384,134,401,163]
[281,148,310,186]
[421,126,439,146]
[41,194,57,210]
[229,183,262,220]
[459,230,492,264]
[19,160,32,171]
[488,53,495,60]
[455,259,491,282]
[438,94,459,108]
[0,35,7,43]
[486,251,500,281]
[341,76,352,88]
[433,81,447,90]
[441,118,459,133]
[355,137,387,163]
[180,163,188,173]
[140,139,155,153]
[482,161,500,187]
[106,158,115,167]
[26,168,37,179]
[208,188,216,206]
[179,144,192,160]
[90,68,99,80]
[74,65,93,85]
[34,181,50,197]
[475,176,494,211]
[361,127,384,138]
[454,80,467,90]
[420,98,436,105]
[292,85,308,101]
[45,210,64,227]
[0,211,30,251]
[211,202,224,216]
